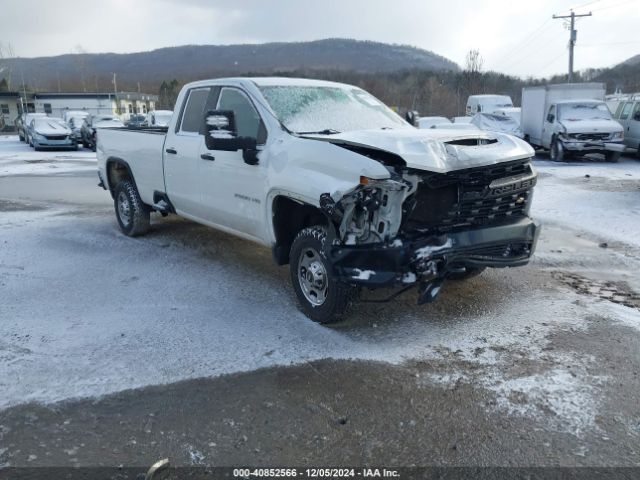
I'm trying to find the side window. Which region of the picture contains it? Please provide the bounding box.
[619,102,633,120]
[44,103,52,114]
[180,88,211,133]
[632,102,640,121]
[216,88,263,142]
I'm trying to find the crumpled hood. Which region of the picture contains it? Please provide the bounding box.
[560,118,623,135]
[302,128,534,173]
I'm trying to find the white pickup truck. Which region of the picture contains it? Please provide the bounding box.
[97,77,540,323]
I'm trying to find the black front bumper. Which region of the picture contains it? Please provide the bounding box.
[330,217,540,288]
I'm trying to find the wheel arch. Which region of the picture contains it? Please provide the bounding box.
[105,157,139,199]
[271,195,334,266]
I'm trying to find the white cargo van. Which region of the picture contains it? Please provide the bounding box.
[612,94,640,156]
[466,95,513,116]
[521,83,625,162]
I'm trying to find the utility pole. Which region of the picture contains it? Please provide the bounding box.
[112,72,118,114]
[553,9,592,83]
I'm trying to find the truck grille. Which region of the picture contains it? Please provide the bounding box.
[406,159,535,232]
[571,133,610,141]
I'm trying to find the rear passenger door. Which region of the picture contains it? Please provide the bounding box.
[163,86,213,219]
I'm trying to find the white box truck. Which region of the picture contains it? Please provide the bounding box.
[521,83,625,162]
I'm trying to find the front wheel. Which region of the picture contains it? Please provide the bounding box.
[550,137,565,162]
[289,226,354,324]
[605,151,621,163]
[114,179,151,237]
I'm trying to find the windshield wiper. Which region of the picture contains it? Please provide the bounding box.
[295,129,341,135]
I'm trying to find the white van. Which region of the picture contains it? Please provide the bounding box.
[612,94,640,156]
[466,95,513,116]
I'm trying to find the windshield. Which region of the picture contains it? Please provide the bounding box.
[559,102,612,121]
[259,85,408,133]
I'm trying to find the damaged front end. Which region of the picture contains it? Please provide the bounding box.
[319,156,540,304]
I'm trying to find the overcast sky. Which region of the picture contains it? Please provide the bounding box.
[1,0,638,78]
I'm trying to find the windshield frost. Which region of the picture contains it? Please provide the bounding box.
[559,103,612,121]
[260,86,409,133]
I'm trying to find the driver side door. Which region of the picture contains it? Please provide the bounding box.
[542,104,556,148]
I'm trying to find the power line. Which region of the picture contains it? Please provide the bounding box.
[490,18,553,70]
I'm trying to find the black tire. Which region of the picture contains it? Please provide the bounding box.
[289,226,354,324]
[114,179,151,237]
[18,133,24,142]
[448,267,486,281]
[550,137,565,162]
[605,151,621,163]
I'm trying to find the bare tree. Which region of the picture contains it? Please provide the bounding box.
[462,49,484,97]
[0,42,16,90]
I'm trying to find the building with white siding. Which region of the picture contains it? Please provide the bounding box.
[0,91,158,131]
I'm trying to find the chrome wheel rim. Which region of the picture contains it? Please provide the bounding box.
[117,191,132,227]
[297,247,328,306]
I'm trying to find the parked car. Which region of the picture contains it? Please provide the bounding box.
[611,93,640,157]
[417,116,451,129]
[466,95,513,116]
[82,115,124,151]
[493,107,522,125]
[471,112,523,138]
[125,114,148,128]
[28,117,76,151]
[97,77,539,323]
[28,116,67,147]
[62,110,89,124]
[67,116,86,145]
[521,83,625,162]
[146,110,173,127]
[17,112,47,143]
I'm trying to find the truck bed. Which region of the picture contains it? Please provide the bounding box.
[96,127,167,206]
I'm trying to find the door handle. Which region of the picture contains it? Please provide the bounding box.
[200,153,215,161]
[165,148,177,154]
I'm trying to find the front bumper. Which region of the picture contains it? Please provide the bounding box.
[330,217,540,288]
[562,139,625,153]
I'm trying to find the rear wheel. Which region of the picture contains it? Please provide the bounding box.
[114,179,151,237]
[605,151,621,163]
[550,137,565,162]
[289,226,354,324]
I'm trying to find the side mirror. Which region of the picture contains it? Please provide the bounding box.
[546,113,555,123]
[203,110,257,154]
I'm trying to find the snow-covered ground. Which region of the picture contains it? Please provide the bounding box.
[533,157,640,249]
[0,135,96,177]
[1,135,640,440]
